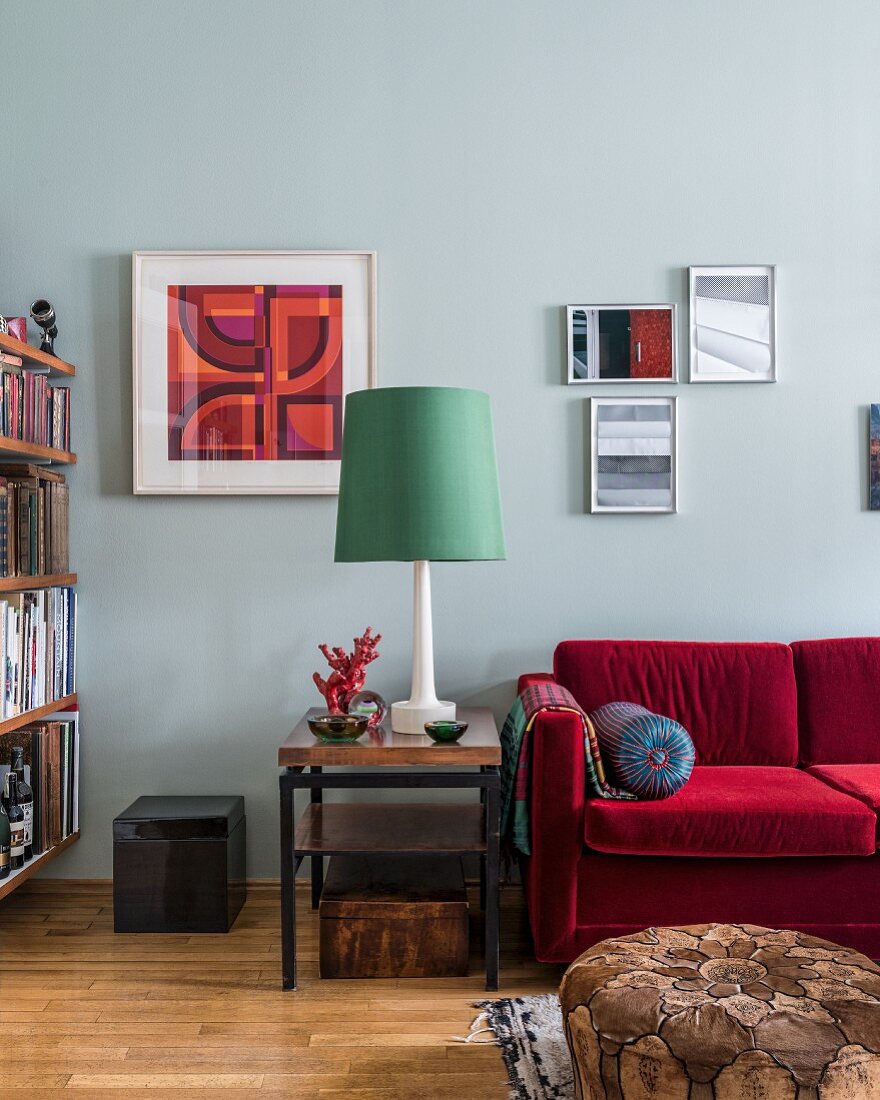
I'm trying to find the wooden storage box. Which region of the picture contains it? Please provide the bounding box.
[113,795,246,933]
[319,854,469,978]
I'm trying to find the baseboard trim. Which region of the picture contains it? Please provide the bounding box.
[20,876,511,890]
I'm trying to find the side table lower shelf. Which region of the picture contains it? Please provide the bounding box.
[295,803,486,854]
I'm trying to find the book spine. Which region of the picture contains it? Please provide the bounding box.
[49,723,61,847]
[18,489,28,576]
[30,727,43,856]
[61,724,69,840]
[0,482,7,578]
[59,484,68,572]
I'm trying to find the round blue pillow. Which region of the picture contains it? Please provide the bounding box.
[589,701,695,799]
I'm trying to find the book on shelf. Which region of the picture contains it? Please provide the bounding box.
[0,710,79,854]
[0,585,75,719]
[0,468,69,577]
[0,354,23,368]
[0,366,70,451]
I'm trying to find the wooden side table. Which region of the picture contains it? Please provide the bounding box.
[278,706,502,991]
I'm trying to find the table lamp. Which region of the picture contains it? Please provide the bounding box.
[334,386,506,733]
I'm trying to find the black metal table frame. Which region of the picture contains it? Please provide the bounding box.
[279,765,501,991]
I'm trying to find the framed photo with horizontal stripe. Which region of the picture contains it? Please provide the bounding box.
[689,265,776,383]
[589,396,678,514]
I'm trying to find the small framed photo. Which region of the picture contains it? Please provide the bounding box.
[567,304,677,383]
[689,265,776,383]
[133,250,377,494]
[870,405,880,511]
[589,396,678,514]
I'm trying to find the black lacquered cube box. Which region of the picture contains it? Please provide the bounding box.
[113,795,246,933]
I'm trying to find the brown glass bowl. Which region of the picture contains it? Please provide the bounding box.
[424,721,469,743]
[307,714,369,743]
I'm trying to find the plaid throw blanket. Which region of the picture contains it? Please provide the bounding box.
[500,681,636,856]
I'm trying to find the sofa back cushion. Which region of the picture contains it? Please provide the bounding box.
[554,640,798,766]
[791,637,880,765]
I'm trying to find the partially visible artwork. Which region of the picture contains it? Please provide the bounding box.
[870,405,880,511]
[133,251,376,494]
[689,265,776,383]
[589,396,677,514]
[567,304,677,383]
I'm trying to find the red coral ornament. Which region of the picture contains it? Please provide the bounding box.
[312,627,382,715]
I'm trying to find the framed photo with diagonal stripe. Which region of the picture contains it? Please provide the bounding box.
[689,265,776,383]
[589,396,678,514]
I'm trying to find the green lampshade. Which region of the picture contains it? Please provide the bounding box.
[335,387,506,562]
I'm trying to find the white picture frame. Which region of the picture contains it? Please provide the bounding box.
[589,396,678,514]
[132,250,377,494]
[567,304,678,384]
[689,265,776,383]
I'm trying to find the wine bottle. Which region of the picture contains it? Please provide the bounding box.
[10,746,33,861]
[7,774,24,871]
[0,797,9,880]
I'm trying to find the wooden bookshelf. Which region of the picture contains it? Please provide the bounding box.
[0,694,77,738]
[0,831,80,901]
[0,332,76,377]
[0,338,79,897]
[0,436,75,465]
[0,573,77,593]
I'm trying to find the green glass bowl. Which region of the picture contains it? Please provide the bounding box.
[308,714,369,743]
[424,721,469,743]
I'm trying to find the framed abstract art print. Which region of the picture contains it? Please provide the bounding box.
[589,396,678,514]
[132,250,377,494]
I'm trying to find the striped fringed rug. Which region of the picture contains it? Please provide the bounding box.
[458,995,574,1100]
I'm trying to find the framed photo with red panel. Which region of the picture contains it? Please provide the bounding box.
[133,251,376,493]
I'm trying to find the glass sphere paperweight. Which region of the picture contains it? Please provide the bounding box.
[347,690,387,729]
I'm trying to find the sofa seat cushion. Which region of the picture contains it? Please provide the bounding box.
[807,765,880,845]
[584,766,877,857]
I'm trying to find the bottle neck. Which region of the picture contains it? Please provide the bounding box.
[10,749,24,781]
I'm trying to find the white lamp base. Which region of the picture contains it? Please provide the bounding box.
[391,699,456,735]
[393,559,456,734]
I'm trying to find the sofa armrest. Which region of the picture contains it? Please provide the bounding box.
[517,671,556,693]
[525,705,585,961]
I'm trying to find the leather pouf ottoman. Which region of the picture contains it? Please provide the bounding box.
[559,923,880,1099]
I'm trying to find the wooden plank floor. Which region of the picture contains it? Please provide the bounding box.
[0,880,563,1097]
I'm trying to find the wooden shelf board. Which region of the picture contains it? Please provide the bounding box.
[0,831,80,901]
[0,573,76,592]
[0,437,75,465]
[294,803,486,855]
[0,332,75,377]
[0,694,77,737]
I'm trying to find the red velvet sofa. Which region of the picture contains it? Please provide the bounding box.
[519,637,880,963]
